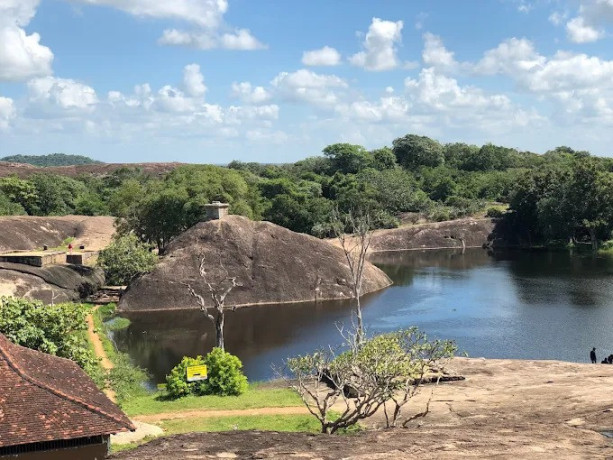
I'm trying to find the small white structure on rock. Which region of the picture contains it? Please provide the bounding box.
[204,201,229,220]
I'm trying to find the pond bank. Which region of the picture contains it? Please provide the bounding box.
[113,356,613,459]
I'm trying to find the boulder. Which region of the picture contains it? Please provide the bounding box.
[119,216,392,311]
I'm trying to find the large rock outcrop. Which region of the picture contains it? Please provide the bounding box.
[0,262,104,303]
[0,215,116,252]
[119,216,392,312]
[366,218,495,252]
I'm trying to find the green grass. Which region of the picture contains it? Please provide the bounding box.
[87,303,149,406]
[122,384,303,417]
[159,414,320,434]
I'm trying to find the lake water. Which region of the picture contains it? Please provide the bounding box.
[113,249,613,382]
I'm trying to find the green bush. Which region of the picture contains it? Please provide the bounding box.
[198,348,248,396]
[97,234,157,285]
[165,349,248,399]
[485,207,505,218]
[0,297,100,379]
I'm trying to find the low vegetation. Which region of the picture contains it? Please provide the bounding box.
[165,349,248,398]
[91,303,149,405]
[0,153,102,167]
[0,297,101,381]
[123,384,303,417]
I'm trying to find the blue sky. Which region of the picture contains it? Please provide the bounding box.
[1,0,613,163]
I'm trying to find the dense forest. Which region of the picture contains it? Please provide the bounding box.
[0,153,102,167]
[1,134,612,250]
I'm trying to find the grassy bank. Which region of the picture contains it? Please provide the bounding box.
[122,383,303,417]
[89,303,149,406]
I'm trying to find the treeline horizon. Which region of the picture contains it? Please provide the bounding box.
[1,134,612,250]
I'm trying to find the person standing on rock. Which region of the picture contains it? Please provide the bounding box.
[590,347,597,363]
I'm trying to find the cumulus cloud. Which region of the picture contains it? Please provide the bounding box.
[0,0,53,81]
[349,18,403,71]
[271,69,348,108]
[158,28,264,50]
[0,96,16,129]
[566,16,603,43]
[182,64,207,97]
[302,46,341,66]
[26,77,98,115]
[564,0,613,43]
[69,0,265,50]
[422,33,458,73]
[231,82,271,104]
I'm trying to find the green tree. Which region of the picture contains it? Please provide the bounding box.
[323,143,372,174]
[392,134,444,169]
[97,234,157,285]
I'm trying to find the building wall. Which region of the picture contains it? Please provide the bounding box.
[0,436,109,460]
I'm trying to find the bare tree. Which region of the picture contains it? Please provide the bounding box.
[332,209,372,344]
[183,253,241,350]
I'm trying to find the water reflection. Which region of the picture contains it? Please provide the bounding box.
[114,249,613,382]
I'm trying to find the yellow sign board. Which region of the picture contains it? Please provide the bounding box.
[186,364,208,382]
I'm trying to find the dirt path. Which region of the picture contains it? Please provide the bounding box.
[134,406,309,423]
[86,306,116,401]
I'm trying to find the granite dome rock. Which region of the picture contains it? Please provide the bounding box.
[119,216,392,311]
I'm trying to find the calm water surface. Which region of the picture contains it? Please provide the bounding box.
[113,249,613,382]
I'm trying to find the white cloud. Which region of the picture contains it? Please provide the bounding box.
[0,96,16,129]
[231,82,271,104]
[69,0,228,27]
[69,0,265,51]
[271,69,348,108]
[349,18,403,71]
[336,96,409,123]
[422,33,458,73]
[182,64,207,97]
[0,0,53,81]
[474,37,544,75]
[302,46,341,66]
[564,0,613,43]
[566,16,603,43]
[159,28,264,50]
[27,77,98,114]
[220,29,265,50]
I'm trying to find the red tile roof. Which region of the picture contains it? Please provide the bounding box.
[0,333,135,448]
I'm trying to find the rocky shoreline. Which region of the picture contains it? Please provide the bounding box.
[113,357,613,459]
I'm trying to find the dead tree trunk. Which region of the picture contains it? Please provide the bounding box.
[183,254,241,352]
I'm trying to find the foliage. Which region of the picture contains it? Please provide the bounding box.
[393,134,445,169]
[486,207,505,218]
[0,153,102,166]
[97,234,157,285]
[165,349,248,399]
[286,327,456,433]
[199,347,249,396]
[0,297,100,375]
[2,138,613,249]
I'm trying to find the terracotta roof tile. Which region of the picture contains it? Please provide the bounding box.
[0,333,135,448]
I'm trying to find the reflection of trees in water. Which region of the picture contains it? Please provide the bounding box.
[115,298,360,383]
[370,249,491,286]
[499,250,613,307]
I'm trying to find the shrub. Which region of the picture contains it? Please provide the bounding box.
[0,297,100,379]
[198,348,248,396]
[165,349,248,399]
[97,234,157,285]
[485,207,505,218]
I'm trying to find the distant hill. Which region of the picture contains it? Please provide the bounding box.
[0,153,102,167]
